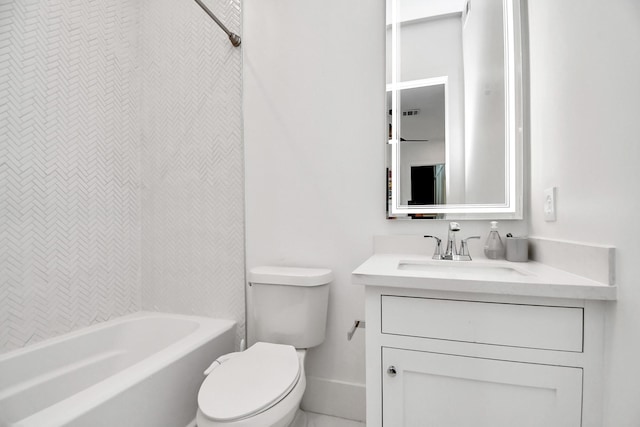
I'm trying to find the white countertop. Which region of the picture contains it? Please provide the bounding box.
[352,253,617,300]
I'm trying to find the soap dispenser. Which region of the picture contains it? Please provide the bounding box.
[484,221,505,259]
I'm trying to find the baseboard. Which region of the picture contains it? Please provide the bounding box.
[301,376,366,422]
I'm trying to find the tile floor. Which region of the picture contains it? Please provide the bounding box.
[192,411,365,427]
[306,411,365,427]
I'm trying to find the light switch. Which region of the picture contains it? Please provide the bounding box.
[544,187,557,222]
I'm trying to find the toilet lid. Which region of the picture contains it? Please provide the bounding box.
[198,342,301,422]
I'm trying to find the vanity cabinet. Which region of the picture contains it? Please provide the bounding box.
[383,348,582,427]
[365,287,606,427]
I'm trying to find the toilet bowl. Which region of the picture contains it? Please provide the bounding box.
[196,342,307,427]
[196,266,332,427]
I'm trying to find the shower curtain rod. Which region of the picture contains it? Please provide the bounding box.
[193,0,242,47]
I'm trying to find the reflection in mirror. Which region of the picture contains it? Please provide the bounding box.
[386,0,524,219]
[387,84,448,206]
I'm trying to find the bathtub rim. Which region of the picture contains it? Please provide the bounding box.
[0,311,235,362]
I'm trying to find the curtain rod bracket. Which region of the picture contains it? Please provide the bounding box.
[228,33,241,47]
[193,0,242,47]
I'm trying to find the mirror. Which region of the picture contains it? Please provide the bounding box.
[386,0,524,219]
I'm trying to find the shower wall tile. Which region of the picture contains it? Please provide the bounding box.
[0,0,141,352]
[138,0,245,342]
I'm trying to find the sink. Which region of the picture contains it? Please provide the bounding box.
[397,260,531,278]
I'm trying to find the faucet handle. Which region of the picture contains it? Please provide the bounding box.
[424,235,443,260]
[459,236,481,259]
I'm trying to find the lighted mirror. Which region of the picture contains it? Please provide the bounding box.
[386,0,525,219]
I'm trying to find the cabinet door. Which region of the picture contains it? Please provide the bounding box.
[383,348,583,427]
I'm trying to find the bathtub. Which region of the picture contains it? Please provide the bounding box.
[0,312,236,427]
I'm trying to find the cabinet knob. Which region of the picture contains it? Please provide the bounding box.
[387,365,397,377]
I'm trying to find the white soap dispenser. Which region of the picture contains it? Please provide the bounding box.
[484,221,505,259]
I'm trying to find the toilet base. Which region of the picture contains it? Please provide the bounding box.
[288,410,307,427]
[195,411,306,427]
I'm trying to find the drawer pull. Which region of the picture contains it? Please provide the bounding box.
[387,365,397,377]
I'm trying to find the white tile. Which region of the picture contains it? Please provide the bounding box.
[0,0,141,353]
[138,0,245,345]
[306,411,365,427]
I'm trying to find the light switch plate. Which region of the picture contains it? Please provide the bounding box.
[544,187,557,222]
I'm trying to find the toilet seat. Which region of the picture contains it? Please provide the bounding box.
[198,342,301,422]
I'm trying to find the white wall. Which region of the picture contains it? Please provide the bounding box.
[243,2,385,410]
[0,0,141,353]
[138,0,246,343]
[386,0,466,25]
[527,1,640,425]
[244,0,527,419]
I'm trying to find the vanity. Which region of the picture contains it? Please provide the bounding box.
[353,237,616,427]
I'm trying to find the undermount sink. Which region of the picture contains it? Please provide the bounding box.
[397,260,532,278]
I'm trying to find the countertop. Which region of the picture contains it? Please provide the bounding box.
[352,253,617,300]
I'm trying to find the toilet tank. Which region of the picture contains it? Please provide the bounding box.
[247,266,332,349]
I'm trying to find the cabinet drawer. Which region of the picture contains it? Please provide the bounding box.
[381,296,583,352]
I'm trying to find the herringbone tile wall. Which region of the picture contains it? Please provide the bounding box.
[0,0,141,352]
[138,0,245,343]
[1,0,245,353]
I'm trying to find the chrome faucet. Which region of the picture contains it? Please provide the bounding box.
[423,235,442,260]
[458,236,481,260]
[424,222,480,261]
[443,222,461,260]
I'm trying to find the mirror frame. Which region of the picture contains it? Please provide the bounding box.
[386,0,525,219]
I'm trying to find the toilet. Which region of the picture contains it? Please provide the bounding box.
[196,266,332,427]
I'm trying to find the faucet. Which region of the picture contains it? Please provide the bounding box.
[458,236,481,260]
[424,222,480,261]
[423,235,442,260]
[443,222,461,260]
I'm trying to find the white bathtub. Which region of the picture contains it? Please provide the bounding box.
[0,312,236,427]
